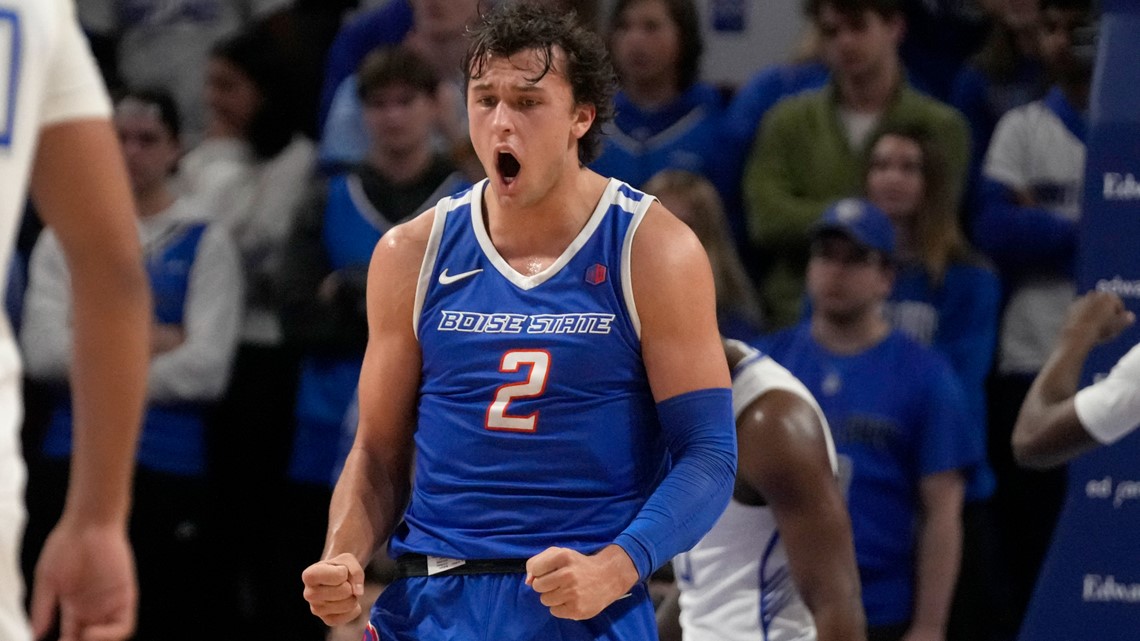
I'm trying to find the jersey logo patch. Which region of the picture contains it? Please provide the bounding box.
[439,268,483,285]
[585,263,607,285]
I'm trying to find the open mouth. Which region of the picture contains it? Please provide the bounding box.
[497,152,520,185]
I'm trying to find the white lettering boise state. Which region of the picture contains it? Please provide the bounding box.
[438,311,527,333]
[437,310,615,335]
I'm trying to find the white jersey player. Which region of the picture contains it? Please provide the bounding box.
[1,1,149,639]
[666,339,865,641]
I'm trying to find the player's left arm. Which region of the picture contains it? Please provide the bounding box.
[905,469,965,641]
[740,390,866,641]
[527,201,736,620]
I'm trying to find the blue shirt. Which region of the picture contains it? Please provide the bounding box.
[759,325,981,626]
[44,223,211,477]
[889,260,1000,501]
[591,83,726,193]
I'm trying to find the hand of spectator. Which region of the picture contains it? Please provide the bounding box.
[526,545,638,620]
[151,323,186,355]
[1063,291,1135,346]
[302,553,366,626]
[30,520,137,641]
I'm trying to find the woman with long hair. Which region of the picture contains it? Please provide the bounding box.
[645,169,763,340]
[864,122,1004,641]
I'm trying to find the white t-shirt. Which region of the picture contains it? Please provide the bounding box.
[0,2,111,637]
[983,100,1085,374]
[1074,342,1140,445]
[675,341,837,641]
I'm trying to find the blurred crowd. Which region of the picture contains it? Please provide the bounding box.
[11,0,1100,640]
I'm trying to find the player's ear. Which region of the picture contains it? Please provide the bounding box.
[571,102,595,140]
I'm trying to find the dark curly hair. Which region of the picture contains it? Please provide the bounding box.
[463,1,616,165]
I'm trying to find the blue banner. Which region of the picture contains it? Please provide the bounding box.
[1020,2,1140,638]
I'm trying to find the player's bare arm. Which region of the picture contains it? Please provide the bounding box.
[303,211,433,626]
[734,388,866,641]
[29,118,150,641]
[634,201,731,399]
[1013,291,1135,469]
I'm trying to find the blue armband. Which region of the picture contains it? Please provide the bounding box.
[613,387,737,581]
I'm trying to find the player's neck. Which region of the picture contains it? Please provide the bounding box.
[482,166,608,268]
[810,307,891,355]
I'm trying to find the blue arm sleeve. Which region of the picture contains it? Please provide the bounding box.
[612,387,737,581]
[973,178,1077,276]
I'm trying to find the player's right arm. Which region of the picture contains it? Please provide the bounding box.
[1013,291,1137,469]
[301,210,433,626]
[738,389,866,641]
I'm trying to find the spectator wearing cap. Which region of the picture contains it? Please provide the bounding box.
[758,198,982,641]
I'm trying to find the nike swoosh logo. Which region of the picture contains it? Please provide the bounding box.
[438,268,483,285]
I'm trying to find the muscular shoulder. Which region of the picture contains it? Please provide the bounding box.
[367,208,436,318]
[373,209,434,272]
[629,201,708,281]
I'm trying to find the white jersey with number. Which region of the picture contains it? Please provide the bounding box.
[674,341,837,641]
[0,2,110,639]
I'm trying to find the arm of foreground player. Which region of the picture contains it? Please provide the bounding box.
[29,119,151,641]
[741,390,866,641]
[302,214,430,626]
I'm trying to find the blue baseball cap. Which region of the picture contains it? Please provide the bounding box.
[811,198,896,258]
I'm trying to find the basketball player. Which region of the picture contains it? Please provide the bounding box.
[663,338,866,641]
[1,1,150,640]
[301,3,737,640]
[1013,290,1140,468]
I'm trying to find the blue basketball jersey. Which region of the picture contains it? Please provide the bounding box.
[389,178,665,560]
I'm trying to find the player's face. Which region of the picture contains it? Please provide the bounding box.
[807,235,892,322]
[866,134,924,222]
[468,47,595,208]
[610,0,681,88]
[205,58,262,137]
[817,6,903,83]
[362,84,438,157]
[114,104,180,197]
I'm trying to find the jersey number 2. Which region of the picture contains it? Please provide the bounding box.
[485,350,550,432]
[0,9,21,149]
